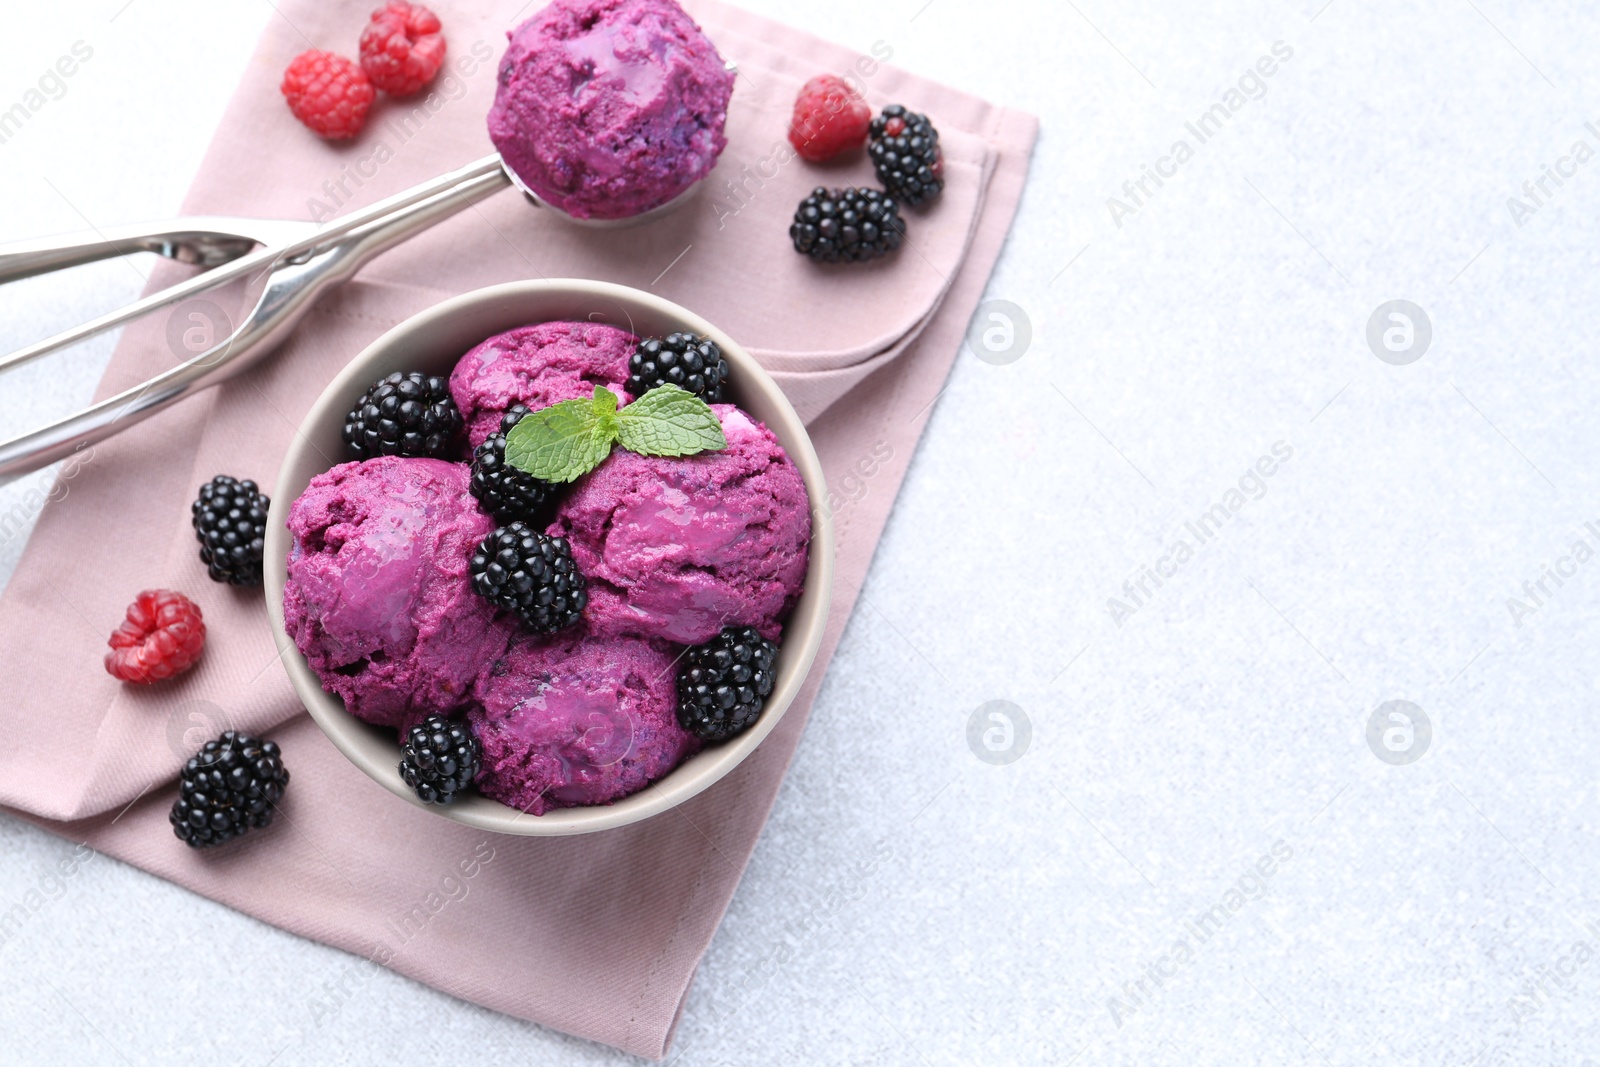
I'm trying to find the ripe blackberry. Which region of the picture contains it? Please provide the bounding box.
[790,187,905,264]
[170,731,290,850]
[470,405,552,523]
[627,333,729,401]
[469,522,587,633]
[399,715,482,804]
[191,475,270,586]
[676,627,780,742]
[868,105,944,207]
[342,371,462,459]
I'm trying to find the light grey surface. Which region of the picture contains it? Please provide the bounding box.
[2,1,1598,1064]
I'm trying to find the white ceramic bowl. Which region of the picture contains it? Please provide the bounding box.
[263,280,833,835]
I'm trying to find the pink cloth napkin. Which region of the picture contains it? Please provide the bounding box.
[0,1,1035,1057]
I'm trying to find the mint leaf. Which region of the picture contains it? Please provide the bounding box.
[504,390,619,482]
[589,385,622,443]
[502,385,721,480]
[615,384,727,458]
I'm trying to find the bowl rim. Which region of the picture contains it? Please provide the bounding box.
[263,279,834,836]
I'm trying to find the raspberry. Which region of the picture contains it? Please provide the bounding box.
[788,74,872,163]
[281,50,375,140]
[105,590,206,685]
[360,2,446,96]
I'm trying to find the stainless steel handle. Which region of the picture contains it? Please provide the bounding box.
[0,154,508,377]
[0,160,511,479]
[0,217,321,283]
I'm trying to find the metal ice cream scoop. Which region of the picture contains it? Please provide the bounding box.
[0,152,700,480]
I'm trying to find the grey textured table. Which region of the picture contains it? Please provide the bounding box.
[3,1,1597,1064]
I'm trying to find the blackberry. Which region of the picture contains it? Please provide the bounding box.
[790,187,905,264]
[169,731,290,850]
[470,405,553,523]
[399,715,482,805]
[676,627,780,742]
[627,333,729,402]
[190,475,270,586]
[342,371,462,459]
[868,104,944,207]
[469,522,587,633]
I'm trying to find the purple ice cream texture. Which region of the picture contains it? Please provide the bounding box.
[550,404,811,644]
[282,457,509,731]
[486,0,735,219]
[470,631,698,814]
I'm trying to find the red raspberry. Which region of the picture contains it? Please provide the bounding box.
[105,590,206,685]
[359,2,446,96]
[788,74,872,163]
[281,50,375,140]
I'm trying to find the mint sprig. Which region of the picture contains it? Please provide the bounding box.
[504,385,726,483]
[503,388,617,482]
[615,384,728,458]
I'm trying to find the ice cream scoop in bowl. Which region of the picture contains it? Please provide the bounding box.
[263,280,833,836]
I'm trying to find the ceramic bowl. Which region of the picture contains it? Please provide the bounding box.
[263,279,833,835]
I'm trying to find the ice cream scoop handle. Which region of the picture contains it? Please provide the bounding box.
[0,161,511,480]
[0,217,322,283]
